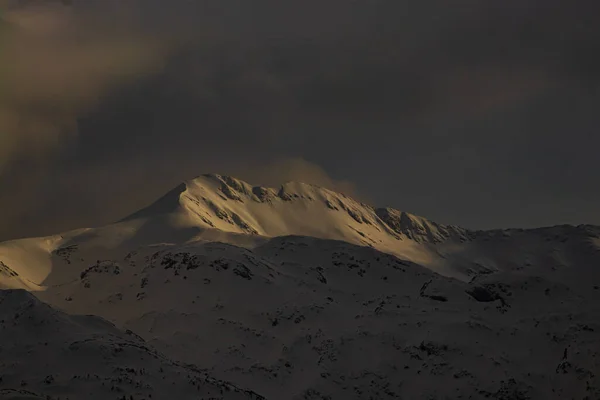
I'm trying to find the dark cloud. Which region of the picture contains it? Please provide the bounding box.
[1,0,599,241]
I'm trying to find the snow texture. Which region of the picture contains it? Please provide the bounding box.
[1,175,599,399]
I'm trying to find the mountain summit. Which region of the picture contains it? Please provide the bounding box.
[124,173,470,245]
[1,173,599,290]
[1,173,599,399]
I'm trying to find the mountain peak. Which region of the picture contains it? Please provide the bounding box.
[118,173,469,257]
[190,173,334,203]
[3,172,599,289]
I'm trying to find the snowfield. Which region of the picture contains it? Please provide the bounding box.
[1,174,599,399]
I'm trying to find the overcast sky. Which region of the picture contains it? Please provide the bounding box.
[1,0,599,241]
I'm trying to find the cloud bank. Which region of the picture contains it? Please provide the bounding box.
[0,0,599,240]
[0,1,170,171]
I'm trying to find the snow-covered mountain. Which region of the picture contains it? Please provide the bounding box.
[2,174,599,288]
[0,289,264,400]
[1,174,599,399]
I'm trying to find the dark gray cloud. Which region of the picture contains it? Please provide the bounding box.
[1,0,599,241]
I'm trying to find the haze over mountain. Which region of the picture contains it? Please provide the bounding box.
[1,0,600,243]
[1,175,599,399]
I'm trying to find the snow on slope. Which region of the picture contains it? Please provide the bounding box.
[2,173,599,289]
[0,289,265,400]
[17,237,600,399]
[1,174,600,398]
[120,174,471,275]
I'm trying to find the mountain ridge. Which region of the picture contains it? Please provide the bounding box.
[126,173,600,237]
[2,173,600,289]
[1,173,600,399]
[123,173,472,243]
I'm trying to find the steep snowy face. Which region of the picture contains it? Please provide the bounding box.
[111,173,479,275]
[125,173,466,249]
[374,207,472,243]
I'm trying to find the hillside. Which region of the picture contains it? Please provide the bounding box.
[0,289,264,400]
[1,174,599,398]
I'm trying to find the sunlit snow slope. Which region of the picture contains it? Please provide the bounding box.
[1,174,600,399]
[2,174,599,290]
